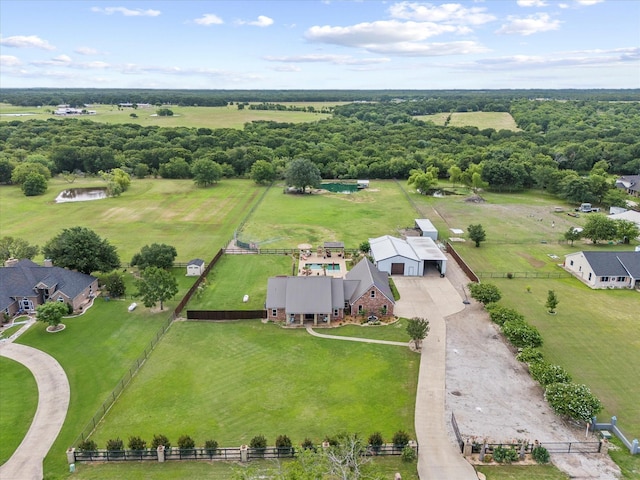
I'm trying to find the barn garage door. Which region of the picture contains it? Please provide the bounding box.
[391,263,405,275]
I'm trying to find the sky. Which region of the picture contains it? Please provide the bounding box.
[1,0,639,90]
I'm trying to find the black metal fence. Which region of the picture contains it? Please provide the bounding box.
[470,441,602,455]
[476,271,572,279]
[164,447,242,461]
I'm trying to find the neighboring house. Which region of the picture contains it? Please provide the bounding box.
[615,175,640,198]
[369,235,447,276]
[0,259,98,316]
[564,251,640,289]
[415,219,438,240]
[186,258,205,276]
[265,258,394,325]
[608,209,640,234]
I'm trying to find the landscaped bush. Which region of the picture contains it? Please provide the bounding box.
[485,303,524,326]
[177,434,195,450]
[66,302,74,315]
[516,347,544,364]
[530,362,572,386]
[401,445,417,462]
[77,439,97,451]
[545,382,603,422]
[204,439,219,455]
[501,320,543,348]
[492,445,518,464]
[301,438,315,450]
[532,445,550,464]
[151,434,171,449]
[468,282,501,305]
[368,432,384,453]
[127,435,146,451]
[275,434,293,454]
[250,434,267,456]
[324,435,339,446]
[106,437,124,451]
[392,430,410,448]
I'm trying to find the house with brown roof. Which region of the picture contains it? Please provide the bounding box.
[265,258,394,326]
[1,259,98,316]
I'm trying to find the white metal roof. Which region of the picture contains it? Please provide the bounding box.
[415,218,437,232]
[406,237,447,261]
[369,235,419,262]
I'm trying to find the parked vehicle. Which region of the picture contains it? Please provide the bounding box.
[575,203,600,213]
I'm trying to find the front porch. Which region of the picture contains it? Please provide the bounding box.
[286,312,332,326]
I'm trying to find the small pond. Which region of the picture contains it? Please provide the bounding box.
[320,182,360,194]
[55,187,108,203]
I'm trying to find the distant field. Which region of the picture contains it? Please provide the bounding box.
[0,178,262,262]
[0,102,340,129]
[417,111,520,131]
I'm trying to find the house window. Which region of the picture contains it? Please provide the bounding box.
[601,276,610,282]
[358,305,363,314]
[370,290,375,298]
[333,309,339,316]
[569,260,574,266]
[616,277,625,282]
[588,272,592,281]
[271,309,277,317]
[57,297,65,302]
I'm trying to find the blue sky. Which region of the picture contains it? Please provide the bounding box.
[1,0,638,89]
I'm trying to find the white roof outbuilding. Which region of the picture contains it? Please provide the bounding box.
[369,235,447,276]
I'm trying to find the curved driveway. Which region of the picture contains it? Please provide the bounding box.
[0,339,70,480]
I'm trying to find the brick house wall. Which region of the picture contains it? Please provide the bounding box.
[350,286,394,317]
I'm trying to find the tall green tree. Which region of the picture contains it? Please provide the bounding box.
[407,169,438,194]
[11,162,51,184]
[582,215,618,244]
[616,220,640,244]
[36,302,69,330]
[563,227,582,246]
[130,243,177,270]
[191,158,222,187]
[43,226,120,274]
[285,158,321,193]
[467,224,487,247]
[21,172,48,196]
[0,236,39,261]
[250,159,276,185]
[100,168,131,196]
[406,317,430,349]
[136,266,178,310]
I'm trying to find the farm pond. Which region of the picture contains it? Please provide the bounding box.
[55,187,108,203]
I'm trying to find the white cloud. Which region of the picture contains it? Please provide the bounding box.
[271,65,302,72]
[306,20,468,47]
[367,40,488,56]
[248,15,274,27]
[0,55,22,66]
[0,35,55,50]
[517,0,548,6]
[388,2,496,25]
[91,6,161,17]
[496,13,561,35]
[75,46,99,55]
[194,13,224,26]
[264,54,390,65]
[575,0,604,5]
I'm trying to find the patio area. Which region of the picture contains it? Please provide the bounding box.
[297,251,347,277]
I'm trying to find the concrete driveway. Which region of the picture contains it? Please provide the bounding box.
[393,274,478,480]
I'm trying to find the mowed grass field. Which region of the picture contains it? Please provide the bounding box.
[239,180,417,248]
[90,320,419,447]
[0,102,338,129]
[0,178,263,263]
[416,111,520,131]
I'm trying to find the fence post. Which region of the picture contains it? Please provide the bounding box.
[157,445,165,463]
[463,440,472,457]
[240,444,248,462]
[632,439,639,455]
[66,448,75,464]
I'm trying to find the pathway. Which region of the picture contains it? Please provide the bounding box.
[305,327,409,346]
[0,324,70,480]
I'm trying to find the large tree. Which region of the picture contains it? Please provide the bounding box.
[130,243,177,270]
[250,159,276,185]
[616,219,640,244]
[0,236,39,261]
[191,158,222,187]
[136,266,178,310]
[581,214,618,244]
[37,301,68,330]
[285,158,321,193]
[467,224,487,247]
[407,168,438,194]
[43,226,120,274]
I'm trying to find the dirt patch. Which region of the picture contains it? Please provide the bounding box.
[517,252,546,268]
[443,258,621,479]
[464,194,486,203]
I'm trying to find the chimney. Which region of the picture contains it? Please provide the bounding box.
[4,258,19,267]
[44,259,53,267]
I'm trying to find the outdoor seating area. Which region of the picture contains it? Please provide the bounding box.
[298,251,346,277]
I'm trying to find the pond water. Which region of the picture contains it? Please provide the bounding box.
[320,182,360,194]
[55,187,108,203]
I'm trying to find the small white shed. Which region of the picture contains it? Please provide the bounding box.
[186,258,205,276]
[415,219,438,240]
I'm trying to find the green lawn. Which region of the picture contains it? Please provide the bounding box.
[0,357,38,466]
[90,320,419,448]
[239,180,417,249]
[0,103,337,130]
[323,317,411,343]
[186,255,293,310]
[0,323,24,339]
[0,178,263,263]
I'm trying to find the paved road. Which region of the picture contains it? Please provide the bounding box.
[393,274,479,480]
[0,335,70,480]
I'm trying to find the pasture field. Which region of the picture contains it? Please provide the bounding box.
[416,111,520,131]
[0,102,337,129]
[0,178,263,263]
[90,320,419,447]
[239,180,417,248]
[0,357,38,466]
[186,254,293,310]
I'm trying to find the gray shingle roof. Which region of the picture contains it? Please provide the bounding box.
[344,257,394,303]
[583,251,640,278]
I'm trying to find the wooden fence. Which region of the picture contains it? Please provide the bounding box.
[187,310,266,320]
[446,242,479,282]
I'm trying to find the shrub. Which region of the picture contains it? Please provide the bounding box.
[204,439,219,455]
[177,435,195,450]
[127,436,146,451]
[324,435,339,446]
[545,382,603,422]
[250,434,267,449]
[532,446,550,464]
[276,434,293,454]
[368,432,384,452]
[493,446,518,464]
[501,320,543,348]
[66,302,74,315]
[301,438,315,450]
[401,445,417,462]
[106,438,124,451]
[516,347,544,364]
[151,434,171,449]
[530,362,572,386]
[485,303,524,326]
[77,439,97,451]
[392,430,410,448]
[22,172,48,196]
[468,282,501,305]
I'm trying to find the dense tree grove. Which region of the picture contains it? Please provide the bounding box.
[1,91,639,206]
